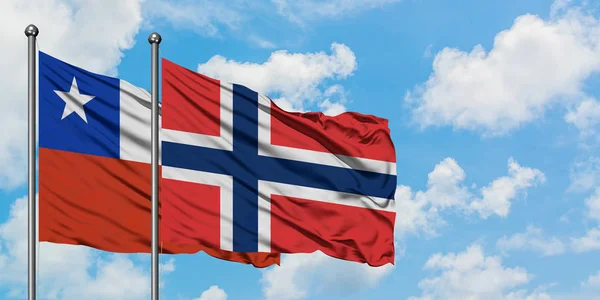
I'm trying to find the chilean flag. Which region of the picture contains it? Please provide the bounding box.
[38,52,279,267]
[160,59,397,266]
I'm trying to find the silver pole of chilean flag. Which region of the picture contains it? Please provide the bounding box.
[149,32,162,300]
[25,24,39,300]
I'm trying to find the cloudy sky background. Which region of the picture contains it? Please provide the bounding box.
[1,0,600,299]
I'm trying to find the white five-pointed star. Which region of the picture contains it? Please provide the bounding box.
[54,77,96,123]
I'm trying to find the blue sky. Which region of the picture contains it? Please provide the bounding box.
[1,0,600,299]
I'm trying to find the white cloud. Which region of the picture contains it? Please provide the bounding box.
[64,255,150,300]
[317,85,348,116]
[468,158,546,218]
[571,228,600,253]
[144,0,399,39]
[409,243,548,300]
[565,98,600,136]
[194,285,228,300]
[272,0,400,24]
[0,196,174,299]
[143,0,394,46]
[569,167,600,255]
[569,156,600,192]
[143,0,244,37]
[394,157,469,238]
[260,252,394,300]
[405,5,600,135]
[504,290,553,300]
[394,185,445,238]
[418,157,471,209]
[272,98,303,113]
[197,43,356,112]
[570,179,600,255]
[424,44,434,58]
[160,257,176,273]
[550,0,574,17]
[496,226,566,256]
[248,35,277,49]
[395,157,545,237]
[318,99,346,116]
[0,0,144,189]
[582,270,600,289]
[585,188,600,222]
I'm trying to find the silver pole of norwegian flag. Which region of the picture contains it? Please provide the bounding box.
[25,23,39,300]
[149,32,162,300]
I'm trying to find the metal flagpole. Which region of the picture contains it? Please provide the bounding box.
[148,32,162,300]
[25,24,39,300]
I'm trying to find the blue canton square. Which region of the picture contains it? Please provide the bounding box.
[39,52,120,159]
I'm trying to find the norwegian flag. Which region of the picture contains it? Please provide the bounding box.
[160,59,397,266]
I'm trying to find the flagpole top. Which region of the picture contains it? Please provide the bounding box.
[24,24,39,37]
[148,32,162,44]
